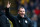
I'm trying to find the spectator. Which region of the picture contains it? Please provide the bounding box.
[28,2,35,12]
[33,6,40,15]
[0,11,10,27]
[31,14,37,27]
[0,5,10,27]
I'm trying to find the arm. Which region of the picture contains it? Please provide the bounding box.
[5,1,16,22]
[29,19,34,27]
[5,7,16,22]
[30,21,34,27]
[27,17,34,27]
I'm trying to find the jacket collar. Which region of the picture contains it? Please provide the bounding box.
[17,14,27,19]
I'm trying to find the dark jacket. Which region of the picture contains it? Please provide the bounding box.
[0,11,10,27]
[5,8,33,27]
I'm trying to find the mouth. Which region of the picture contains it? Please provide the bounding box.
[21,14,24,15]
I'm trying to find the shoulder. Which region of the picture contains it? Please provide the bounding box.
[2,15,7,18]
[0,15,7,20]
[25,15,32,23]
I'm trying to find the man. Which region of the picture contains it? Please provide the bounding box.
[0,10,10,27]
[5,1,33,27]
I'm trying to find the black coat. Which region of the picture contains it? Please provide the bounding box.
[5,8,33,27]
[0,11,10,27]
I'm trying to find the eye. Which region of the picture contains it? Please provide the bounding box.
[23,11,24,12]
[20,11,22,12]
[23,11,25,12]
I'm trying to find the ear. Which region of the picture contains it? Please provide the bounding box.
[18,11,19,14]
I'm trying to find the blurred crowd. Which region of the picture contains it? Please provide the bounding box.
[0,0,40,27]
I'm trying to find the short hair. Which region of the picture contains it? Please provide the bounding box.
[18,7,25,11]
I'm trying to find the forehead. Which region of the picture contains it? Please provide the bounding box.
[19,8,25,10]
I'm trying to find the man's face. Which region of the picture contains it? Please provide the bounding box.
[18,8,25,17]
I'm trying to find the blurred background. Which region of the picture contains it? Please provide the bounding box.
[0,0,40,27]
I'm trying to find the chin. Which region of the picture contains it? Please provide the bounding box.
[21,15,24,17]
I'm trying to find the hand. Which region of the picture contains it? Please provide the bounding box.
[7,1,11,8]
